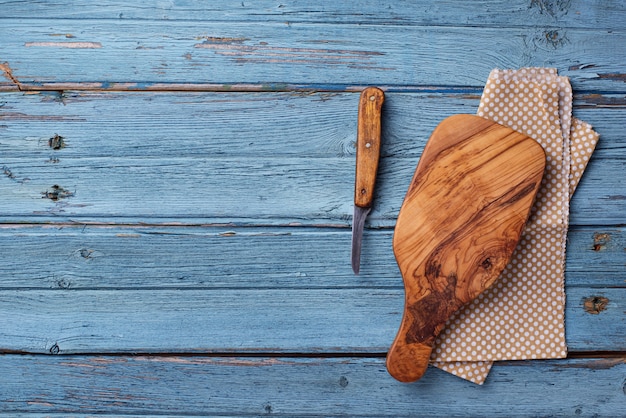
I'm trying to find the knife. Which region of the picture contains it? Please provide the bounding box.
[351,86,385,275]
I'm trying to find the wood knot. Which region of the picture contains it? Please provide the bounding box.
[583,296,609,314]
[55,278,72,289]
[48,134,65,150]
[481,258,492,269]
[592,232,611,251]
[42,185,74,201]
[530,0,571,18]
[536,29,569,49]
[2,166,15,180]
[49,343,60,355]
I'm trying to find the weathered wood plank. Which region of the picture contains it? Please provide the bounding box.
[0,355,624,416]
[1,91,621,160]
[1,92,623,225]
[0,155,621,226]
[0,287,622,354]
[0,225,621,290]
[1,0,624,29]
[0,20,623,91]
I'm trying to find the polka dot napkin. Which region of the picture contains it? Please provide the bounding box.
[429,68,599,384]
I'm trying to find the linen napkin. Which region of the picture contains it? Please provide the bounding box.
[428,68,599,384]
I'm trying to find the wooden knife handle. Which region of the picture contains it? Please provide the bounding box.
[355,87,384,208]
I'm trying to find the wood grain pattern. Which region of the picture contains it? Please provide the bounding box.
[354,87,384,208]
[0,20,625,92]
[0,287,622,354]
[0,225,621,289]
[1,0,623,29]
[387,115,545,382]
[0,355,624,416]
[0,1,624,415]
[0,92,622,225]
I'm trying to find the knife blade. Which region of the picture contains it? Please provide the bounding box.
[351,86,385,274]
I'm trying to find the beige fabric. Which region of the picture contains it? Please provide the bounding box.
[429,68,599,384]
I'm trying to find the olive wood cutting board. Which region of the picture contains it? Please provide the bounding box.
[386,114,546,383]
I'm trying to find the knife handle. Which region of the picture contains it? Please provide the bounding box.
[355,87,385,208]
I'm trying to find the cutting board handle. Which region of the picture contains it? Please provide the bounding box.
[387,341,432,383]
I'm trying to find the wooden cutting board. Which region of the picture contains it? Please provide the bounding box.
[386,114,546,383]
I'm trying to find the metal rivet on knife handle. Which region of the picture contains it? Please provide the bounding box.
[355,87,384,208]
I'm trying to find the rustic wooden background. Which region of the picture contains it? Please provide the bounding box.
[1,1,624,416]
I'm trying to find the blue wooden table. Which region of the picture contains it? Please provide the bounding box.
[1,1,624,416]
